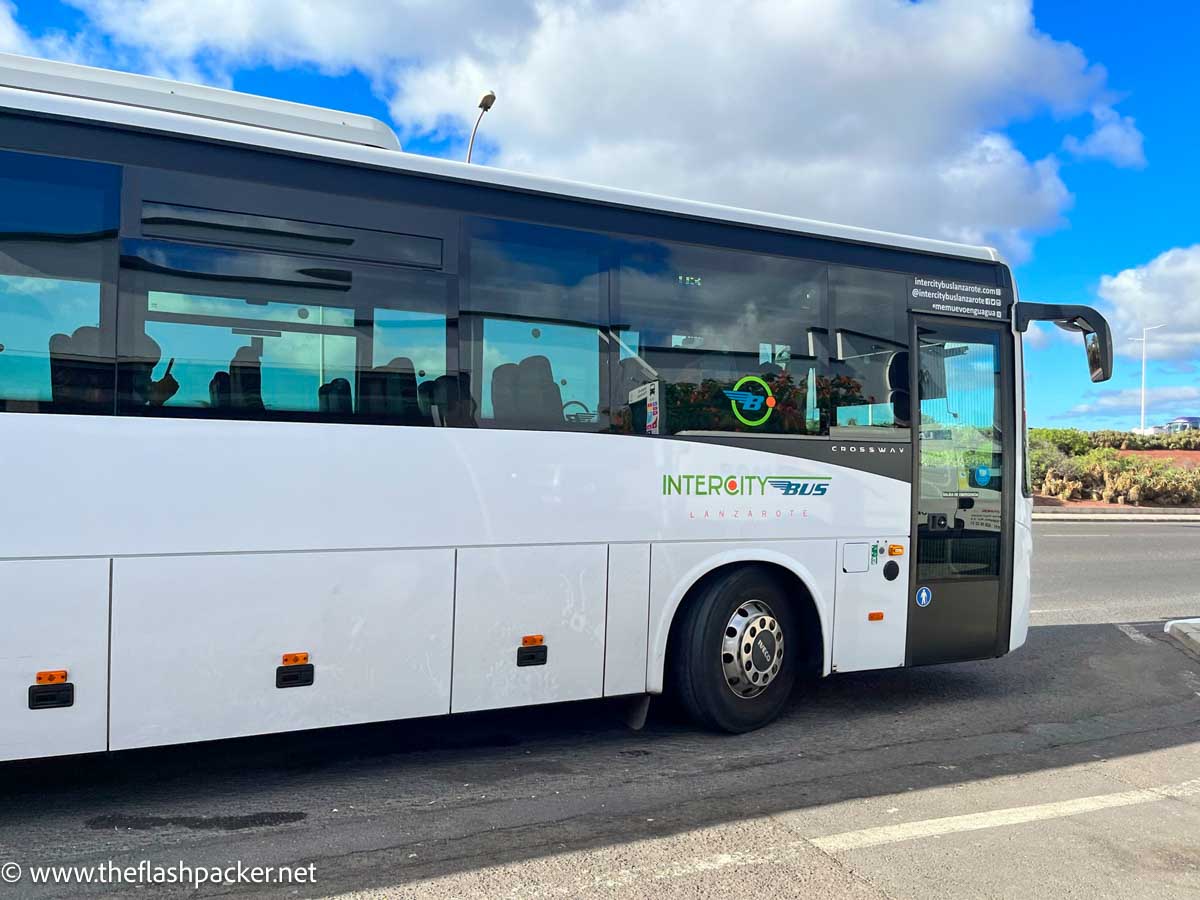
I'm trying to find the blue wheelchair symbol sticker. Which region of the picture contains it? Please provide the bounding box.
[974,465,991,486]
[916,586,933,608]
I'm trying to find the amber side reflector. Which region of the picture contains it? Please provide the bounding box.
[281,652,310,666]
[868,612,884,622]
[521,634,545,647]
[36,670,68,684]
[888,545,905,556]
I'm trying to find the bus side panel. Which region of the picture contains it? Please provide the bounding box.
[646,540,837,694]
[1010,494,1034,652]
[831,537,909,672]
[604,543,651,697]
[109,549,454,750]
[0,558,110,762]
[451,545,607,713]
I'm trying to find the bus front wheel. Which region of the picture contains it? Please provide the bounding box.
[671,566,798,733]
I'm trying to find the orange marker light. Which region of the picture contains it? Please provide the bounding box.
[888,544,905,556]
[36,670,68,684]
[868,611,884,622]
[521,635,545,647]
[281,652,310,666]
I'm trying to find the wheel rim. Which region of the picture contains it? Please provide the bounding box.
[721,599,784,700]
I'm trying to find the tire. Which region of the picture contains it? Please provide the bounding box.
[670,566,799,733]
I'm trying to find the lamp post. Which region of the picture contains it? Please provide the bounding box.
[466,91,496,164]
[1130,323,1165,433]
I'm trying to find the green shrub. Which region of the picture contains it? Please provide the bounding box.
[1028,444,1066,487]
[1090,430,1200,451]
[1029,427,1092,456]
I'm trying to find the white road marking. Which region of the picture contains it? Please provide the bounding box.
[325,779,1200,898]
[1031,607,1089,614]
[810,779,1200,853]
[1116,623,1156,646]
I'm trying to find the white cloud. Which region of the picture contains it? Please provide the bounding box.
[1099,245,1200,361]
[1059,385,1200,421]
[62,0,541,79]
[32,0,1145,260]
[1063,105,1146,168]
[1,1,108,65]
[388,0,1106,259]
[1023,321,1056,350]
[0,0,32,54]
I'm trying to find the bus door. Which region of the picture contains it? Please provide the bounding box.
[907,318,1012,665]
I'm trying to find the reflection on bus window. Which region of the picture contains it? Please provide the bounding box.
[373,309,455,423]
[828,266,909,435]
[466,218,605,324]
[116,244,453,424]
[615,240,827,436]
[2,278,103,404]
[480,318,601,428]
[135,292,358,414]
[0,149,120,413]
[464,217,607,431]
[917,329,1003,579]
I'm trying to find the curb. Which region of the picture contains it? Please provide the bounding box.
[1033,505,1200,516]
[1164,618,1200,656]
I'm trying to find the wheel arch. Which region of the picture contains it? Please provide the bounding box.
[647,547,831,694]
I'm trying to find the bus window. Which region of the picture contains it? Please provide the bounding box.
[133,292,358,413]
[615,241,827,436]
[0,150,120,414]
[464,218,607,431]
[828,266,910,437]
[479,318,602,428]
[116,241,451,423]
[373,308,452,423]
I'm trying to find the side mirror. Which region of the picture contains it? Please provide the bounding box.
[1015,302,1113,383]
[1084,331,1105,383]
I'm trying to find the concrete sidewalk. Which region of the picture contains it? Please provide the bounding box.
[1165,618,1200,656]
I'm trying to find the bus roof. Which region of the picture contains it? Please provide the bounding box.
[0,52,1002,265]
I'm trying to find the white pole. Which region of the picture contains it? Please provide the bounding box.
[1140,332,1147,433]
[1134,324,1165,433]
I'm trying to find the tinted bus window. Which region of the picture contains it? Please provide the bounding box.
[464,218,608,431]
[828,266,910,435]
[117,240,454,423]
[615,240,827,436]
[0,150,120,414]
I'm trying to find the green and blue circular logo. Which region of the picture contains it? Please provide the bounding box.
[722,375,776,427]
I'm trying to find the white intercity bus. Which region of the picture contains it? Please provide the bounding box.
[0,54,1113,761]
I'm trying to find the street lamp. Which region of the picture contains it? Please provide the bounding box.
[1129,323,1165,433]
[465,90,496,164]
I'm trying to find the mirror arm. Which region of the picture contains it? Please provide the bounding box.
[1015,302,1101,334]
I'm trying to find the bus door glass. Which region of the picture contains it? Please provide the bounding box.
[908,319,1008,665]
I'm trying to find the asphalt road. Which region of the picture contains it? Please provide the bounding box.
[1032,520,1200,625]
[1,522,1198,899]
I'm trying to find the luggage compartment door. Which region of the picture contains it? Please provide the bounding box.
[452,545,607,713]
[0,559,110,762]
[110,549,454,750]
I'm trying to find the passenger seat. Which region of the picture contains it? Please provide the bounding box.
[360,356,423,423]
[491,355,563,428]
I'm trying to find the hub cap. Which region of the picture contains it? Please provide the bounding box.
[721,600,784,699]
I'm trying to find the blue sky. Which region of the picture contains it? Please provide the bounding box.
[1010,2,1200,428]
[3,0,1196,430]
